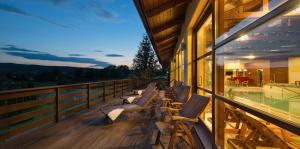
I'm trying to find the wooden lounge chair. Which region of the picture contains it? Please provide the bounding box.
[162,85,190,108]
[155,94,210,149]
[132,82,156,95]
[100,90,159,123]
[121,82,156,104]
[227,110,290,149]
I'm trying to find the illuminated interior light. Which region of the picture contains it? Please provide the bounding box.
[244,55,256,59]
[237,34,249,41]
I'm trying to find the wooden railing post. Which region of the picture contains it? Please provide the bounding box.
[103,82,106,102]
[87,84,90,109]
[55,88,59,122]
[121,80,124,96]
[113,80,116,98]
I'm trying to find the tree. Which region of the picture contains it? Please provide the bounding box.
[132,34,160,79]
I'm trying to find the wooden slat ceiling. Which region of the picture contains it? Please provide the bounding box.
[134,0,190,65]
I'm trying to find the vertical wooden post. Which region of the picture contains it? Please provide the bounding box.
[55,88,59,122]
[103,82,106,102]
[113,80,116,98]
[121,80,124,96]
[87,84,90,109]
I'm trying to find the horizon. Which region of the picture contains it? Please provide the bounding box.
[0,0,146,69]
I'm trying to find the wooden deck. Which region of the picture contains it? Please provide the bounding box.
[1,98,156,149]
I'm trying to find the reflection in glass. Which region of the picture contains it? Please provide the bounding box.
[216,0,287,43]
[197,15,212,57]
[216,5,300,125]
[197,56,212,90]
[216,102,300,149]
[197,90,212,131]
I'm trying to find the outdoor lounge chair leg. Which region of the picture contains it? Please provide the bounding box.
[168,133,176,149]
[106,116,113,124]
[155,131,161,145]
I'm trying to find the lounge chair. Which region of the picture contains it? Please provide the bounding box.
[100,89,159,123]
[132,82,156,95]
[121,82,156,104]
[227,109,290,149]
[162,85,190,108]
[155,94,210,149]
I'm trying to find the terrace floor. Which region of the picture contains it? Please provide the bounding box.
[1,97,157,149]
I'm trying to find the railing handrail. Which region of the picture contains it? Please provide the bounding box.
[0,79,133,95]
[0,78,149,141]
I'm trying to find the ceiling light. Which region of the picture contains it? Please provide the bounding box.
[237,34,249,41]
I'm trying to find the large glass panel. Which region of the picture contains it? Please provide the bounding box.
[197,15,212,58]
[197,55,212,90]
[216,4,300,125]
[170,60,176,85]
[197,90,212,131]
[215,102,300,149]
[180,50,184,82]
[216,0,287,43]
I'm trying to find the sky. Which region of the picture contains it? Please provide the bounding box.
[0,0,145,68]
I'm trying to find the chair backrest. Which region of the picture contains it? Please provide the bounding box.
[173,81,182,90]
[136,90,158,106]
[143,82,156,93]
[179,94,210,119]
[175,85,190,103]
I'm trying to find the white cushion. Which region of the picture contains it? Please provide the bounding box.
[107,108,124,121]
[137,90,143,95]
[126,96,136,103]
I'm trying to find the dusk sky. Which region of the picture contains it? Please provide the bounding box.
[0,0,146,68]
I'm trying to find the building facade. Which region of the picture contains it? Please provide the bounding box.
[136,0,300,148]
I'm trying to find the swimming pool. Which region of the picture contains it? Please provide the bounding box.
[225,85,300,117]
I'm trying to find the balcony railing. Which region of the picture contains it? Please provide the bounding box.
[0,79,148,141]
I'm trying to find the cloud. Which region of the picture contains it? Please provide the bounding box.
[0,3,70,29]
[1,45,112,67]
[95,7,115,20]
[79,0,118,21]
[0,3,29,16]
[46,0,68,5]
[1,45,40,53]
[36,16,71,29]
[68,54,84,56]
[105,54,124,57]
[94,50,103,53]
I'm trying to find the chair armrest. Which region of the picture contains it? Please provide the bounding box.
[161,107,181,112]
[171,116,198,123]
[171,102,183,106]
[161,97,173,101]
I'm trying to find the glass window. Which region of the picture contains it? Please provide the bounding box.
[180,50,184,81]
[197,55,212,90]
[197,15,212,58]
[216,0,287,43]
[197,91,212,131]
[170,60,176,84]
[196,14,212,91]
[216,4,300,125]
[215,102,300,149]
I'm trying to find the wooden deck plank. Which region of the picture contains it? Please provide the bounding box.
[1,97,155,149]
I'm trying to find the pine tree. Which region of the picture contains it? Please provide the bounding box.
[132,34,160,79]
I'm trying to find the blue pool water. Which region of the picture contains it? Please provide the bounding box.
[227,91,300,117]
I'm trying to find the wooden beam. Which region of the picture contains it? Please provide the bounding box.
[160,47,173,54]
[156,37,177,48]
[157,41,176,50]
[152,19,184,34]
[154,31,180,43]
[145,0,189,18]
[158,44,174,52]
